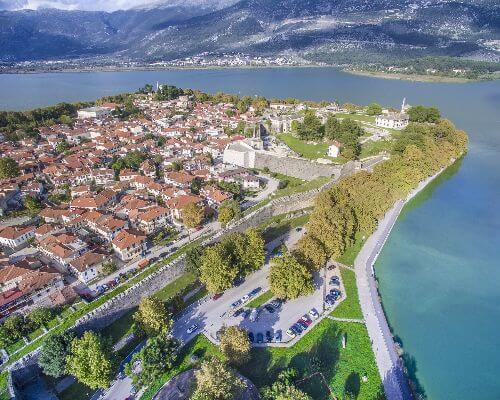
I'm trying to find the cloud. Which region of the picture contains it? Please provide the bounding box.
[1,0,235,11]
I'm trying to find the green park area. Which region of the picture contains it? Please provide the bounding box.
[330,267,364,320]
[246,290,274,308]
[278,134,330,160]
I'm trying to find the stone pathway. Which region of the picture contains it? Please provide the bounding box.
[327,316,365,324]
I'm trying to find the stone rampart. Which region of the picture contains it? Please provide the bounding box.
[254,152,343,181]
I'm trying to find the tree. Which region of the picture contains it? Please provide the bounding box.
[296,110,324,140]
[199,242,238,293]
[269,255,314,300]
[182,202,204,230]
[366,102,382,115]
[218,200,241,227]
[28,307,53,328]
[66,331,113,390]
[23,195,43,214]
[125,335,179,387]
[185,244,204,276]
[244,228,266,273]
[324,115,342,140]
[191,358,246,400]
[55,140,70,154]
[261,369,311,400]
[134,296,172,336]
[218,326,251,366]
[294,235,327,270]
[408,105,441,123]
[101,261,118,275]
[0,157,20,179]
[38,331,75,378]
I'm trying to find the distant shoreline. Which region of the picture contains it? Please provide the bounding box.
[1,64,495,83]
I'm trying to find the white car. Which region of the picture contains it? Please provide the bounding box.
[286,329,296,338]
[187,324,198,334]
[241,294,250,303]
[309,308,319,319]
[249,308,259,322]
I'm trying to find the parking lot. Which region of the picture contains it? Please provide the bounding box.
[171,227,347,347]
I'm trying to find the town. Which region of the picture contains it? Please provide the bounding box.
[0,84,454,400]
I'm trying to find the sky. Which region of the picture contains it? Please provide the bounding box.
[0,0,235,11]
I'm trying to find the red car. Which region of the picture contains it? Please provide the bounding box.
[212,293,223,301]
[300,315,312,326]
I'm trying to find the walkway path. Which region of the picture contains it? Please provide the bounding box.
[354,200,413,400]
[327,316,364,324]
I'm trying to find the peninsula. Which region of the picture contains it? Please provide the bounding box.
[0,85,467,400]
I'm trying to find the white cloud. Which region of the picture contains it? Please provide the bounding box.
[1,0,235,11]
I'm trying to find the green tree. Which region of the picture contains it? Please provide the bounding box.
[269,255,314,300]
[185,244,204,276]
[294,235,327,270]
[66,331,113,390]
[218,200,241,227]
[55,140,70,154]
[366,102,383,115]
[199,242,238,293]
[0,157,20,179]
[38,331,75,378]
[244,228,266,273]
[125,335,179,387]
[191,358,246,400]
[182,202,204,230]
[218,326,251,366]
[101,261,118,276]
[324,114,342,140]
[296,110,324,140]
[28,307,53,328]
[408,105,441,123]
[262,369,311,400]
[133,296,172,336]
[23,195,43,214]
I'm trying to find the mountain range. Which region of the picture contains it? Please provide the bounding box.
[0,0,499,66]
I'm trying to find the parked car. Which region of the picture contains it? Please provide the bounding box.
[266,330,272,342]
[256,333,264,343]
[264,304,275,313]
[233,308,245,318]
[329,276,340,285]
[187,324,198,334]
[274,330,282,343]
[286,328,296,338]
[297,320,309,330]
[242,309,252,319]
[231,300,242,309]
[249,287,262,297]
[241,294,250,303]
[249,308,259,322]
[291,324,303,335]
[212,293,223,301]
[309,308,319,319]
[270,299,282,309]
[300,315,312,326]
[248,332,255,343]
[325,298,335,308]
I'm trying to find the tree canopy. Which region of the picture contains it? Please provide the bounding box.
[65,331,113,390]
[218,199,241,227]
[269,254,315,300]
[0,157,20,179]
[133,296,172,336]
[39,331,75,378]
[182,202,204,229]
[191,358,246,400]
[408,105,441,123]
[262,369,312,400]
[218,325,251,366]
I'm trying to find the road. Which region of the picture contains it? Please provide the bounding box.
[241,174,280,209]
[89,221,218,291]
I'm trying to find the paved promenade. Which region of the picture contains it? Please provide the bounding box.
[354,171,444,400]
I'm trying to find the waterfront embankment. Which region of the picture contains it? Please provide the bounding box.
[354,167,449,400]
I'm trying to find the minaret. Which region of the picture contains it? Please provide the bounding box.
[401,98,406,113]
[156,81,160,92]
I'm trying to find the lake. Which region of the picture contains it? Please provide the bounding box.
[1,68,499,399]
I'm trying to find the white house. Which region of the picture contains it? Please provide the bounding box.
[327,141,342,158]
[77,106,113,119]
[375,113,409,130]
[111,230,147,261]
[69,252,108,283]
[0,225,36,248]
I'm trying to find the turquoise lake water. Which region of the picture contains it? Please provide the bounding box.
[1,68,499,399]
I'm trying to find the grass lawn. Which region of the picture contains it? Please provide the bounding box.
[330,267,363,320]
[335,113,376,124]
[246,290,274,308]
[360,139,393,159]
[278,134,329,159]
[154,271,198,301]
[140,335,223,400]
[238,319,383,400]
[101,308,137,343]
[262,214,310,243]
[28,327,45,341]
[338,235,366,267]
